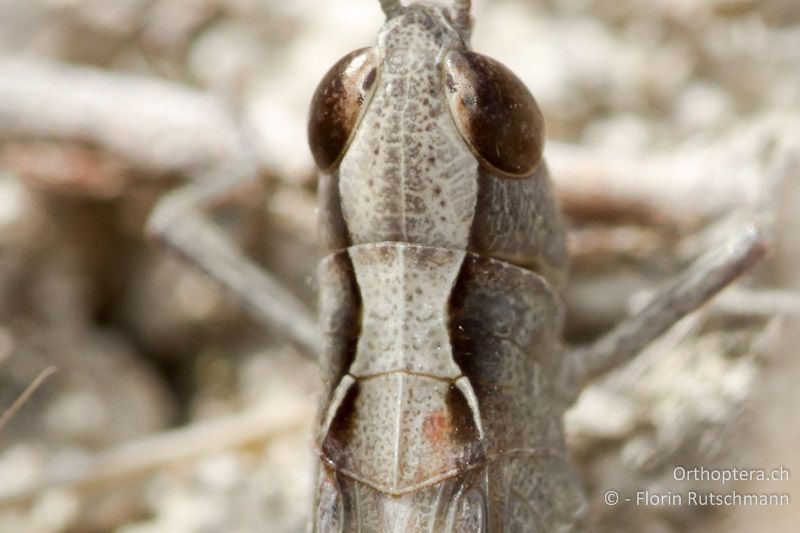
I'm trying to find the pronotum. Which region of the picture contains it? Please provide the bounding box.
[305,1,764,531]
[147,0,763,530]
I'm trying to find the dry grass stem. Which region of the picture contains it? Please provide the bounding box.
[0,366,57,434]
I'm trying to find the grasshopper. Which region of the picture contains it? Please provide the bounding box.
[149,0,764,530]
[305,1,765,530]
[309,0,579,530]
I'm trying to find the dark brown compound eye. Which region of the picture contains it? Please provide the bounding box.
[443,50,545,177]
[308,48,379,172]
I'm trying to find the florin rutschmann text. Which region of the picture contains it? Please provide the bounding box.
[603,465,791,508]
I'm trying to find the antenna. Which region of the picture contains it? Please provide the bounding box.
[451,0,473,38]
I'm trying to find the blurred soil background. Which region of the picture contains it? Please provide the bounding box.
[0,0,798,531]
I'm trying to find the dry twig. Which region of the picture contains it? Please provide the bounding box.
[0,399,313,508]
[0,56,251,177]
